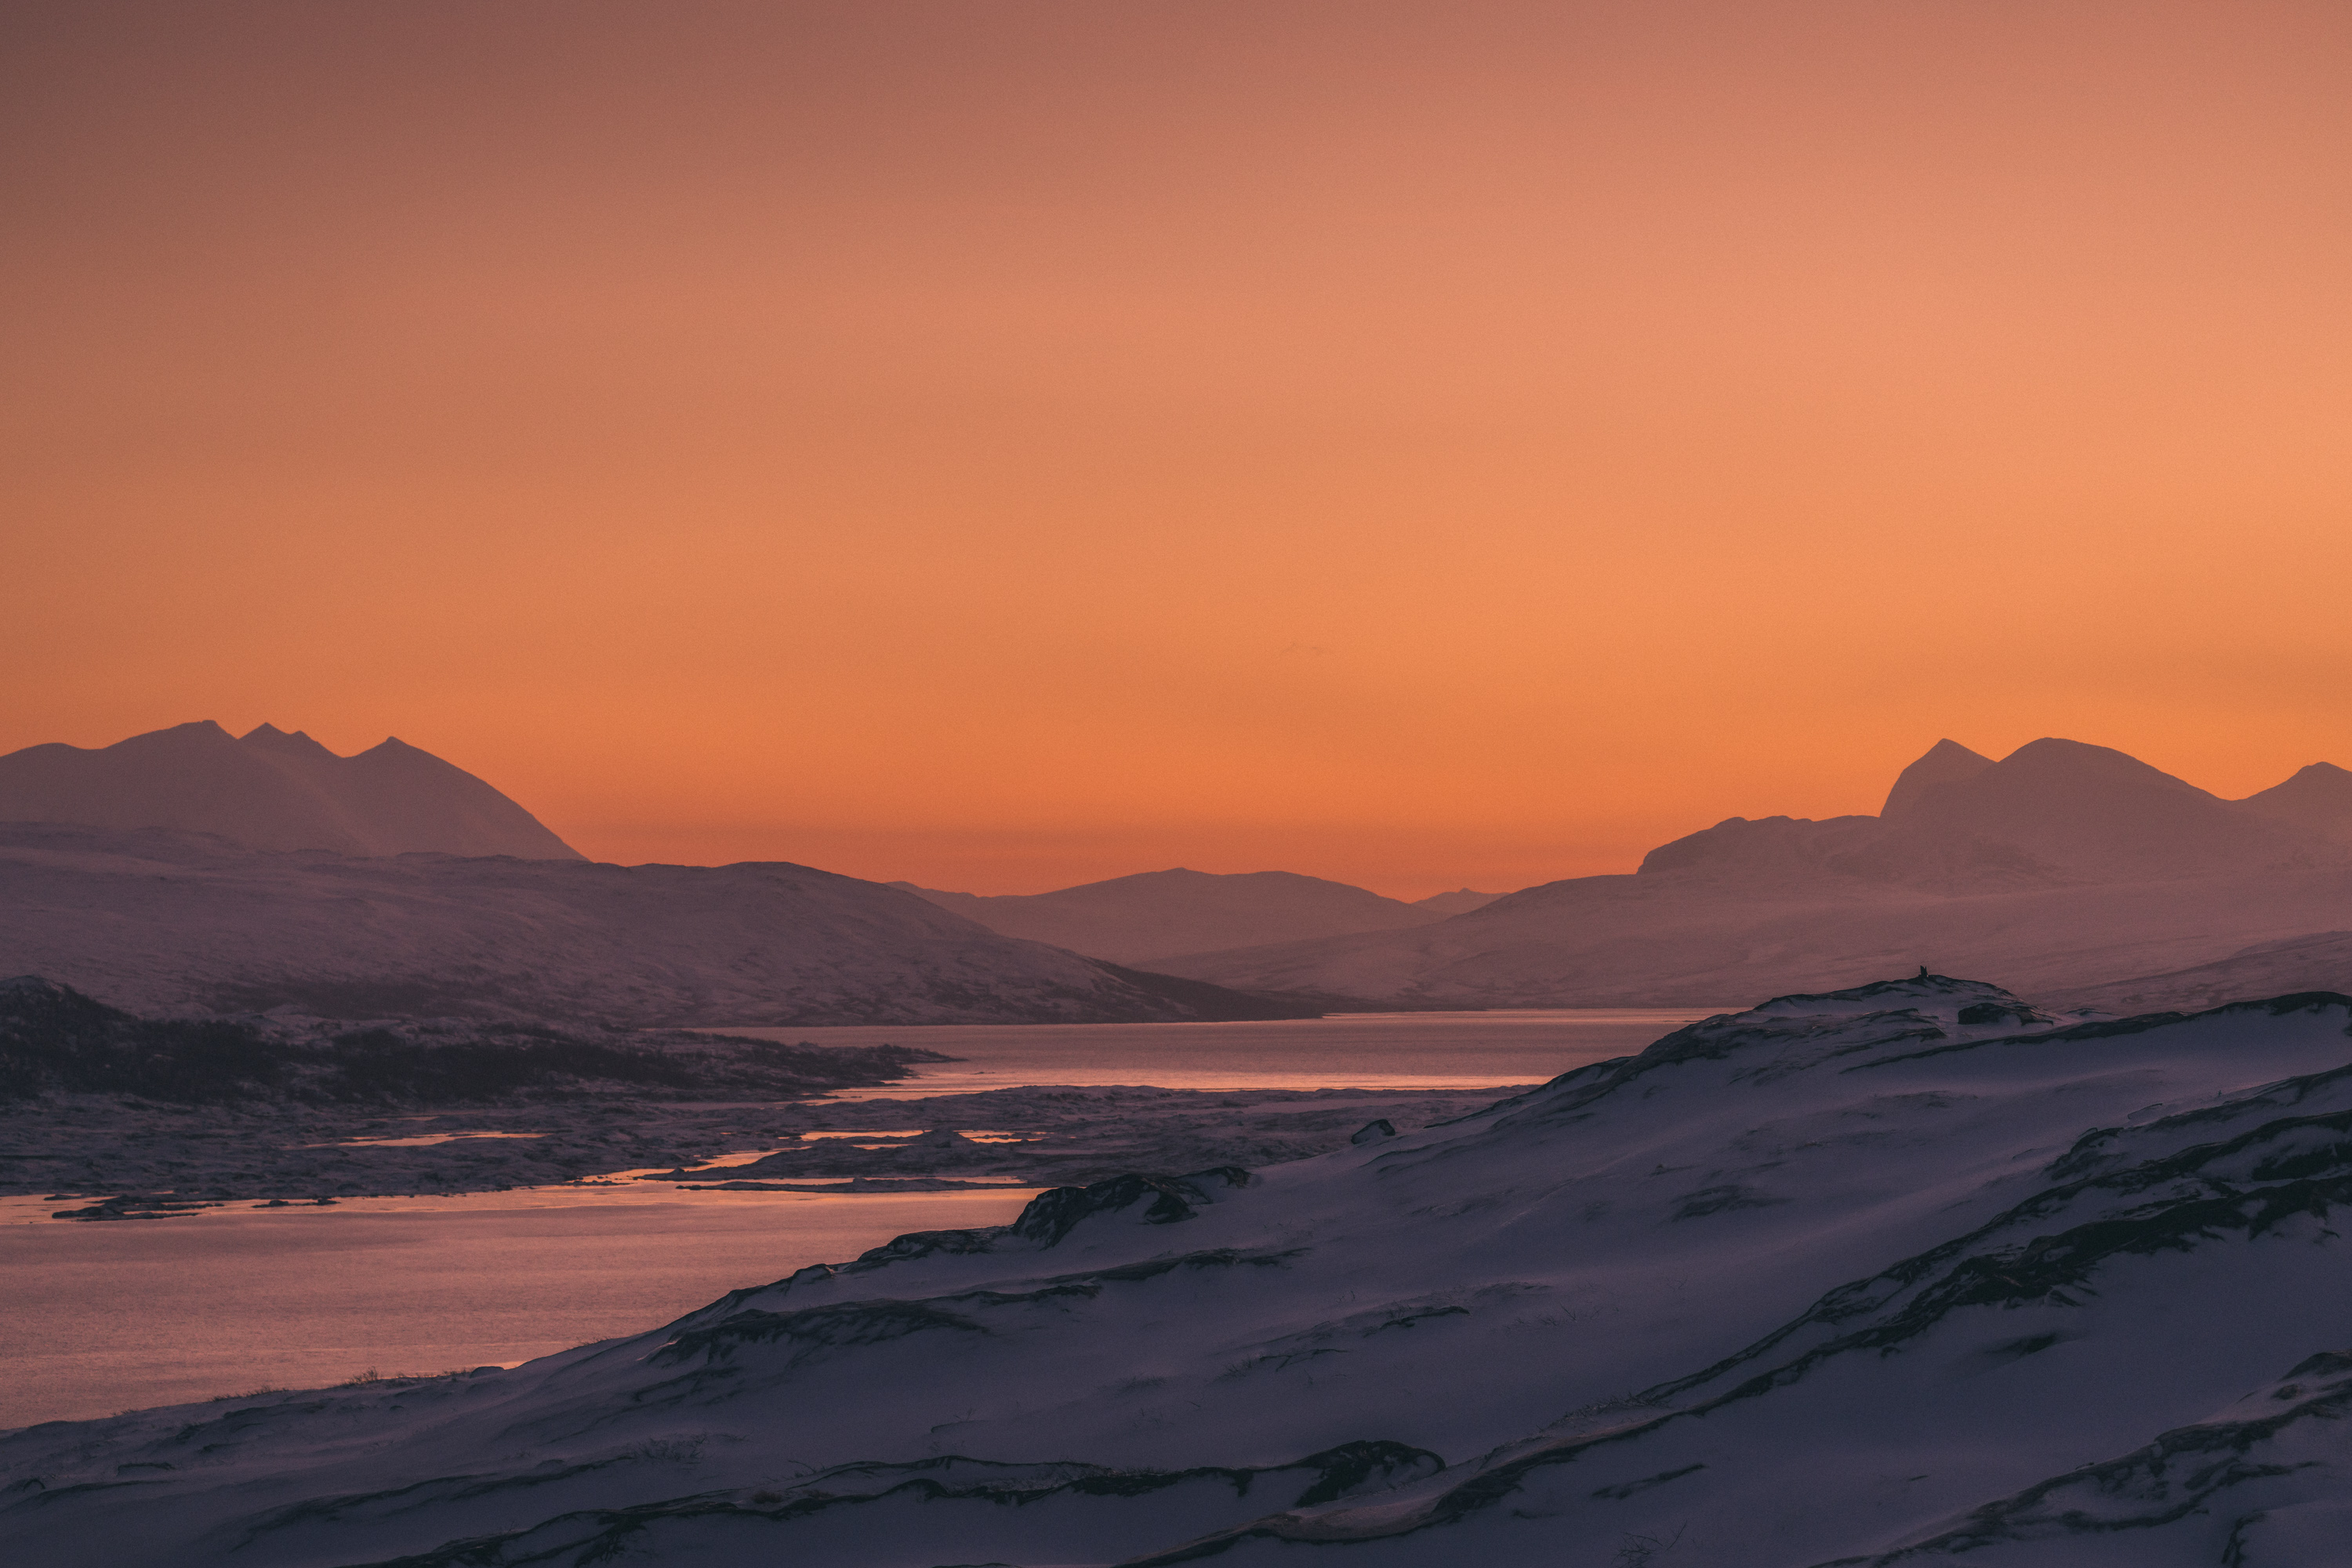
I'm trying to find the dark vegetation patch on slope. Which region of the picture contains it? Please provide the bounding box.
[0,976,946,1106]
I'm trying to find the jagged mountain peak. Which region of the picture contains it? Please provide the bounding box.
[0,721,582,860]
[1880,737,1994,818]
[1170,735,2352,1010]
[237,722,338,760]
[1883,735,2213,826]
[1634,735,2332,894]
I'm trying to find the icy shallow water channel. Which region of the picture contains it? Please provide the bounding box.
[1,1010,1711,1427]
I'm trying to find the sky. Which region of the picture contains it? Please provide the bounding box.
[6,1,2350,897]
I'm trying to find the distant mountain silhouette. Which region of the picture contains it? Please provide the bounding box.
[0,824,1317,1026]
[1409,887,1500,916]
[2236,761,2352,843]
[0,721,581,859]
[890,867,1465,964]
[1164,737,2352,1009]
[1641,738,2326,889]
[1878,737,1994,818]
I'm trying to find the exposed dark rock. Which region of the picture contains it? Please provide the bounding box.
[1010,1167,1254,1247]
[654,1301,985,1365]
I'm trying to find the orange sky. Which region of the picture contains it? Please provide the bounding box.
[6,2,2350,897]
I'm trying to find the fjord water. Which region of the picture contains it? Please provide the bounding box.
[0,1188,1042,1428]
[723,1008,1719,1095]
[0,1010,1711,1428]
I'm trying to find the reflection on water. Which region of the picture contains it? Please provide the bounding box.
[715,1008,1722,1097]
[0,1187,1039,1428]
[0,1011,1722,1428]
[293,1131,547,1149]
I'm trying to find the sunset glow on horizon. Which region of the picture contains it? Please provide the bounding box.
[9,1,2350,898]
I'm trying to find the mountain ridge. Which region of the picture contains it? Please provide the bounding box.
[0,822,1319,1026]
[0,720,582,860]
[1160,737,2352,1007]
[891,866,1494,965]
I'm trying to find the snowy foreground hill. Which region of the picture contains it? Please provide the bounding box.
[8,975,2352,1565]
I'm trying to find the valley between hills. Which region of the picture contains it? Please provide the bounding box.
[7,724,2352,1567]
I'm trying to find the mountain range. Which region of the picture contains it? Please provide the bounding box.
[0,720,582,859]
[10,721,2352,1019]
[13,975,2352,1565]
[892,869,1498,965]
[0,823,1305,1026]
[1162,738,2352,1008]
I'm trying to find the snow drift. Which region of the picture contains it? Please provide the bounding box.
[8,973,2351,1565]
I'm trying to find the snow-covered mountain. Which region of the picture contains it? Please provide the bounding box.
[9,973,2350,1566]
[1642,738,2329,889]
[1163,739,2352,1008]
[891,867,1484,966]
[2238,760,2352,844]
[0,823,1308,1026]
[0,720,582,859]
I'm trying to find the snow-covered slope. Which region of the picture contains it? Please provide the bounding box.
[891,867,1460,966]
[2238,760,2352,844]
[1165,739,2352,1008]
[0,720,582,858]
[2065,929,2352,1015]
[0,824,1308,1025]
[9,973,2350,1566]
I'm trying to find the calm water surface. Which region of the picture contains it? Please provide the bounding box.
[726,1007,1719,1095]
[0,1187,1037,1428]
[2,1010,1717,1427]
